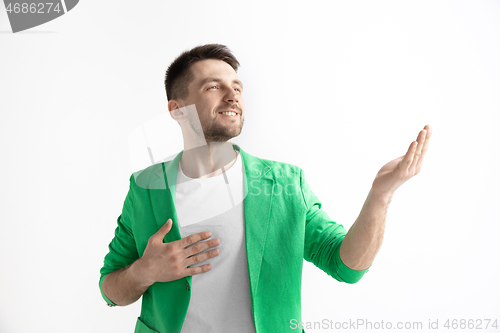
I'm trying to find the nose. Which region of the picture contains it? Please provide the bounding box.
[225,88,239,104]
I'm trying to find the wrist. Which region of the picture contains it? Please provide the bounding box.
[129,257,155,289]
[369,185,394,204]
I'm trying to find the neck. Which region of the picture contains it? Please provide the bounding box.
[180,141,237,179]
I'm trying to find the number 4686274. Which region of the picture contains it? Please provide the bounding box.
[444,319,498,330]
[5,3,62,14]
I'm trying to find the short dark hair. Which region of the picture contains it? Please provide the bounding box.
[164,44,240,102]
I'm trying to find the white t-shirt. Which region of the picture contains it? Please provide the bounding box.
[176,150,256,333]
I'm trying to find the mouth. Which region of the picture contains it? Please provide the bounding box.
[218,110,239,117]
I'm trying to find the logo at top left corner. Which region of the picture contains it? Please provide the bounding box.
[3,0,79,33]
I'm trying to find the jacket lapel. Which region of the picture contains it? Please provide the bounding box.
[238,146,274,300]
[148,144,274,300]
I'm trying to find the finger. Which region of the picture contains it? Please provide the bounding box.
[179,230,213,249]
[415,125,433,172]
[185,238,220,257]
[184,263,213,277]
[151,219,172,242]
[400,140,418,171]
[185,248,220,267]
[410,129,427,170]
[420,125,432,156]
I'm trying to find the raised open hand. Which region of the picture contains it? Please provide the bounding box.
[372,125,433,197]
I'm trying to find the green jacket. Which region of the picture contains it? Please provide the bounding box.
[99,144,369,333]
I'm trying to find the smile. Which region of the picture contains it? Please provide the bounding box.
[218,111,238,116]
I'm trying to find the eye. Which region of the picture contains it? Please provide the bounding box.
[208,85,218,90]
[234,88,241,92]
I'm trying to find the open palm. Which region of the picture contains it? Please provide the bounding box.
[372,125,433,196]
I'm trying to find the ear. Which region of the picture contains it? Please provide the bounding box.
[168,100,187,122]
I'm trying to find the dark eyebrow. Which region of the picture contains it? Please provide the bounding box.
[199,77,244,91]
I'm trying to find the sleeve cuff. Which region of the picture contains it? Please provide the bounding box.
[333,243,371,284]
[99,274,117,307]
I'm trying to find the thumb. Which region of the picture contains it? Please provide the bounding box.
[153,219,172,241]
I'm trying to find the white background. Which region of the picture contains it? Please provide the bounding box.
[1,1,499,332]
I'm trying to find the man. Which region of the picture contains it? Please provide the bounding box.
[99,43,432,333]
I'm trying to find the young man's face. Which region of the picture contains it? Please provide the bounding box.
[176,59,245,142]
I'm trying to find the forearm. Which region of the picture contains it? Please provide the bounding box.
[102,258,152,306]
[339,187,393,270]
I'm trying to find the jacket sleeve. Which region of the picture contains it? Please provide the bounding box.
[99,174,140,306]
[300,168,370,284]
